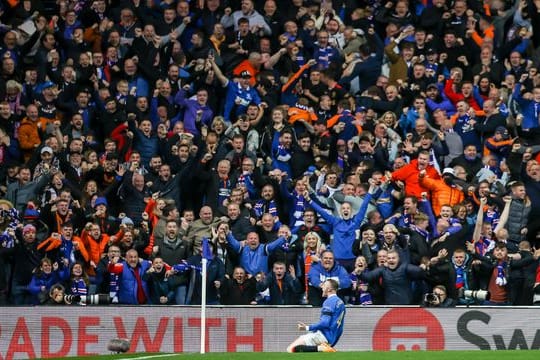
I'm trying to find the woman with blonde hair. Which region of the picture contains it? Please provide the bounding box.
[302,231,326,303]
[378,111,399,130]
[210,116,227,136]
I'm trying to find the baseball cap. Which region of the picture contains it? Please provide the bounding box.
[426,83,438,90]
[495,126,508,134]
[442,168,455,177]
[40,146,53,154]
[41,81,56,90]
[355,106,367,113]
[239,70,252,78]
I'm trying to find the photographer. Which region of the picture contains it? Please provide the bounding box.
[43,283,70,305]
[43,283,82,305]
[423,285,456,307]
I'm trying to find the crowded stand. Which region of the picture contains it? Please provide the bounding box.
[1,0,540,308]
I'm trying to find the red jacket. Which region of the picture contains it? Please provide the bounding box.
[444,78,481,110]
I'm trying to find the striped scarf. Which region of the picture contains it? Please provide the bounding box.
[496,262,507,286]
[254,199,277,219]
[291,192,306,227]
[70,278,88,296]
[217,178,231,208]
[475,237,494,256]
[455,264,466,289]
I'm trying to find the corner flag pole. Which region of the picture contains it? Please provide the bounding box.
[200,238,211,354]
[200,257,207,354]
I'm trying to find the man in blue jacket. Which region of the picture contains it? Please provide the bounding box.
[209,57,262,125]
[305,183,374,271]
[108,249,152,304]
[226,231,285,275]
[512,76,540,137]
[307,250,351,306]
[287,279,345,353]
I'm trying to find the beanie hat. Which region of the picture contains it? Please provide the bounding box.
[23,205,40,220]
[94,197,108,208]
[121,217,134,226]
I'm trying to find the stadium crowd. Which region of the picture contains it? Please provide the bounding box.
[1,0,540,307]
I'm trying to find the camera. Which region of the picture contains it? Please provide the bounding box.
[64,294,111,305]
[81,294,111,305]
[463,289,490,302]
[424,293,440,306]
[63,294,81,304]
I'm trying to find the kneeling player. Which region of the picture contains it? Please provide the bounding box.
[287,279,345,352]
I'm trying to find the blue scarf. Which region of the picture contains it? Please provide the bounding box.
[254,199,277,219]
[291,191,306,227]
[109,272,120,303]
[453,254,469,290]
[496,261,507,286]
[475,236,493,256]
[217,178,231,208]
[60,237,76,264]
[70,278,88,296]
[413,225,429,243]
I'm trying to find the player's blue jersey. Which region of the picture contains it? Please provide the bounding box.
[309,294,346,346]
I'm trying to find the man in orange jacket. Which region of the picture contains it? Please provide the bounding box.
[80,222,123,276]
[390,150,440,199]
[419,167,465,216]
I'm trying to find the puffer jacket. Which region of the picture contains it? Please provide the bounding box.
[506,197,531,245]
[419,176,465,216]
[108,260,152,304]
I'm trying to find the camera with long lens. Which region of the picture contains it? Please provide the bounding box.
[424,293,440,306]
[64,294,111,305]
[63,294,81,304]
[463,289,490,302]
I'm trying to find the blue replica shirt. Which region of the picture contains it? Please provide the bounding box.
[223,81,261,123]
[309,294,346,346]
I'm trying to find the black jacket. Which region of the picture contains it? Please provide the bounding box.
[256,272,302,305]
